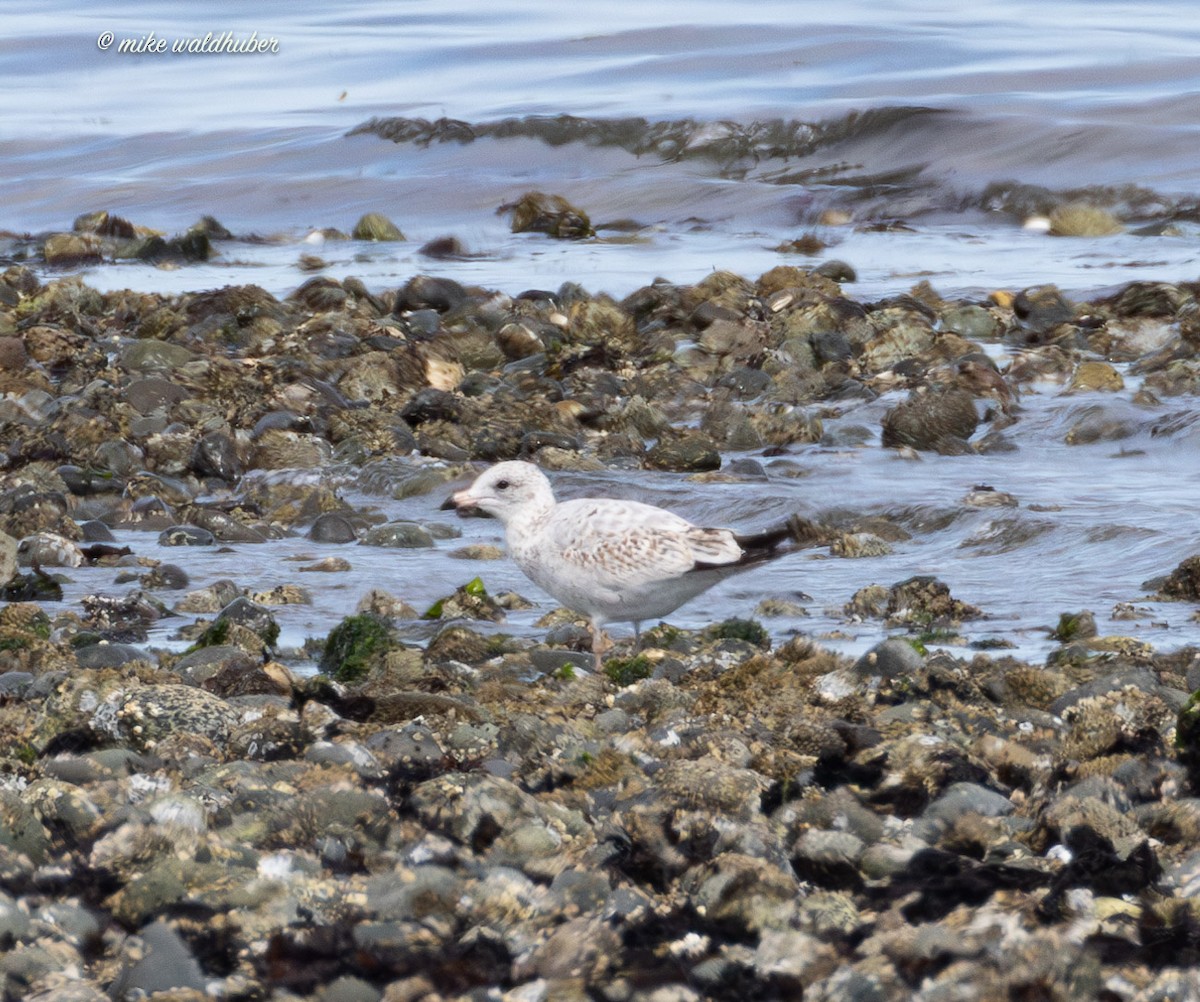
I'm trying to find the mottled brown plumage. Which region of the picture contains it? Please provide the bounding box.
[443,461,808,666]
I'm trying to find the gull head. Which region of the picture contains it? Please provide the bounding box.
[442,461,555,525]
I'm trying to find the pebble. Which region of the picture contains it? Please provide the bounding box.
[0,261,1197,1000]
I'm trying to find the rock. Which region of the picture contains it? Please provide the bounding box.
[1068,360,1124,392]
[646,433,721,472]
[191,430,242,481]
[157,524,216,546]
[308,512,359,543]
[501,191,594,239]
[351,213,405,241]
[75,642,150,669]
[1049,203,1123,237]
[110,921,206,997]
[211,596,279,647]
[120,340,197,371]
[1013,284,1076,335]
[881,388,978,452]
[43,232,104,265]
[888,576,979,624]
[125,376,189,414]
[360,521,435,548]
[1156,555,1200,600]
[395,274,467,313]
[0,531,16,586]
[17,532,83,567]
[912,782,1016,844]
[853,637,924,678]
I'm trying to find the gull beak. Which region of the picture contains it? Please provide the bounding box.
[440,488,492,518]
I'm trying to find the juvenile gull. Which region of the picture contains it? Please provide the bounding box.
[442,460,811,666]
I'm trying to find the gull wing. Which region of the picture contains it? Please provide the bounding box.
[547,499,742,591]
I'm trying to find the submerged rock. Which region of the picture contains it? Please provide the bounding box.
[501,191,594,239]
[881,387,979,452]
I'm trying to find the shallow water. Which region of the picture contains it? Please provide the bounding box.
[52,367,1200,670]
[5,1,1200,299]
[13,2,1200,668]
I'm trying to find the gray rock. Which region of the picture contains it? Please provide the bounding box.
[171,644,254,685]
[308,512,358,543]
[215,595,278,638]
[305,740,384,779]
[0,671,33,696]
[317,976,382,1002]
[791,829,866,870]
[366,865,462,923]
[0,890,31,943]
[364,722,446,772]
[157,524,216,546]
[79,519,117,542]
[109,920,206,997]
[33,901,102,947]
[360,520,435,548]
[528,648,593,676]
[191,430,242,481]
[1049,668,1163,715]
[853,637,924,678]
[107,684,239,752]
[75,642,149,669]
[912,781,1015,844]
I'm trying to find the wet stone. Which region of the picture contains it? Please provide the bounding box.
[645,433,721,472]
[360,520,435,548]
[75,642,150,669]
[157,524,216,546]
[139,562,189,590]
[308,512,359,543]
[881,387,979,452]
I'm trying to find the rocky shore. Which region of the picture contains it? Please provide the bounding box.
[3,226,1200,1001]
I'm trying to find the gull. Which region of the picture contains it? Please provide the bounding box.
[441,460,813,667]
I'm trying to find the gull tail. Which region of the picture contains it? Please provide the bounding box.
[692,514,829,572]
[735,513,830,553]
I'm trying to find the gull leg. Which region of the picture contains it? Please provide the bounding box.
[632,621,643,653]
[592,623,613,670]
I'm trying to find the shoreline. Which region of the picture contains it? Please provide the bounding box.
[1,253,1200,998]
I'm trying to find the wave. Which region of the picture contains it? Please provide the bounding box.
[349,109,1200,227]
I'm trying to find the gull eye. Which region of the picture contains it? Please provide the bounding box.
[496,479,510,490]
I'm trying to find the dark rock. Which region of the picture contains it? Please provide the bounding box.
[74,642,150,669]
[646,433,721,472]
[157,524,216,547]
[395,275,467,314]
[191,431,242,481]
[308,513,358,543]
[881,388,979,452]
[1013,285,1076,336]
[1157,555,1200,601]
[80,519,117,541]
[501,191,594,239]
